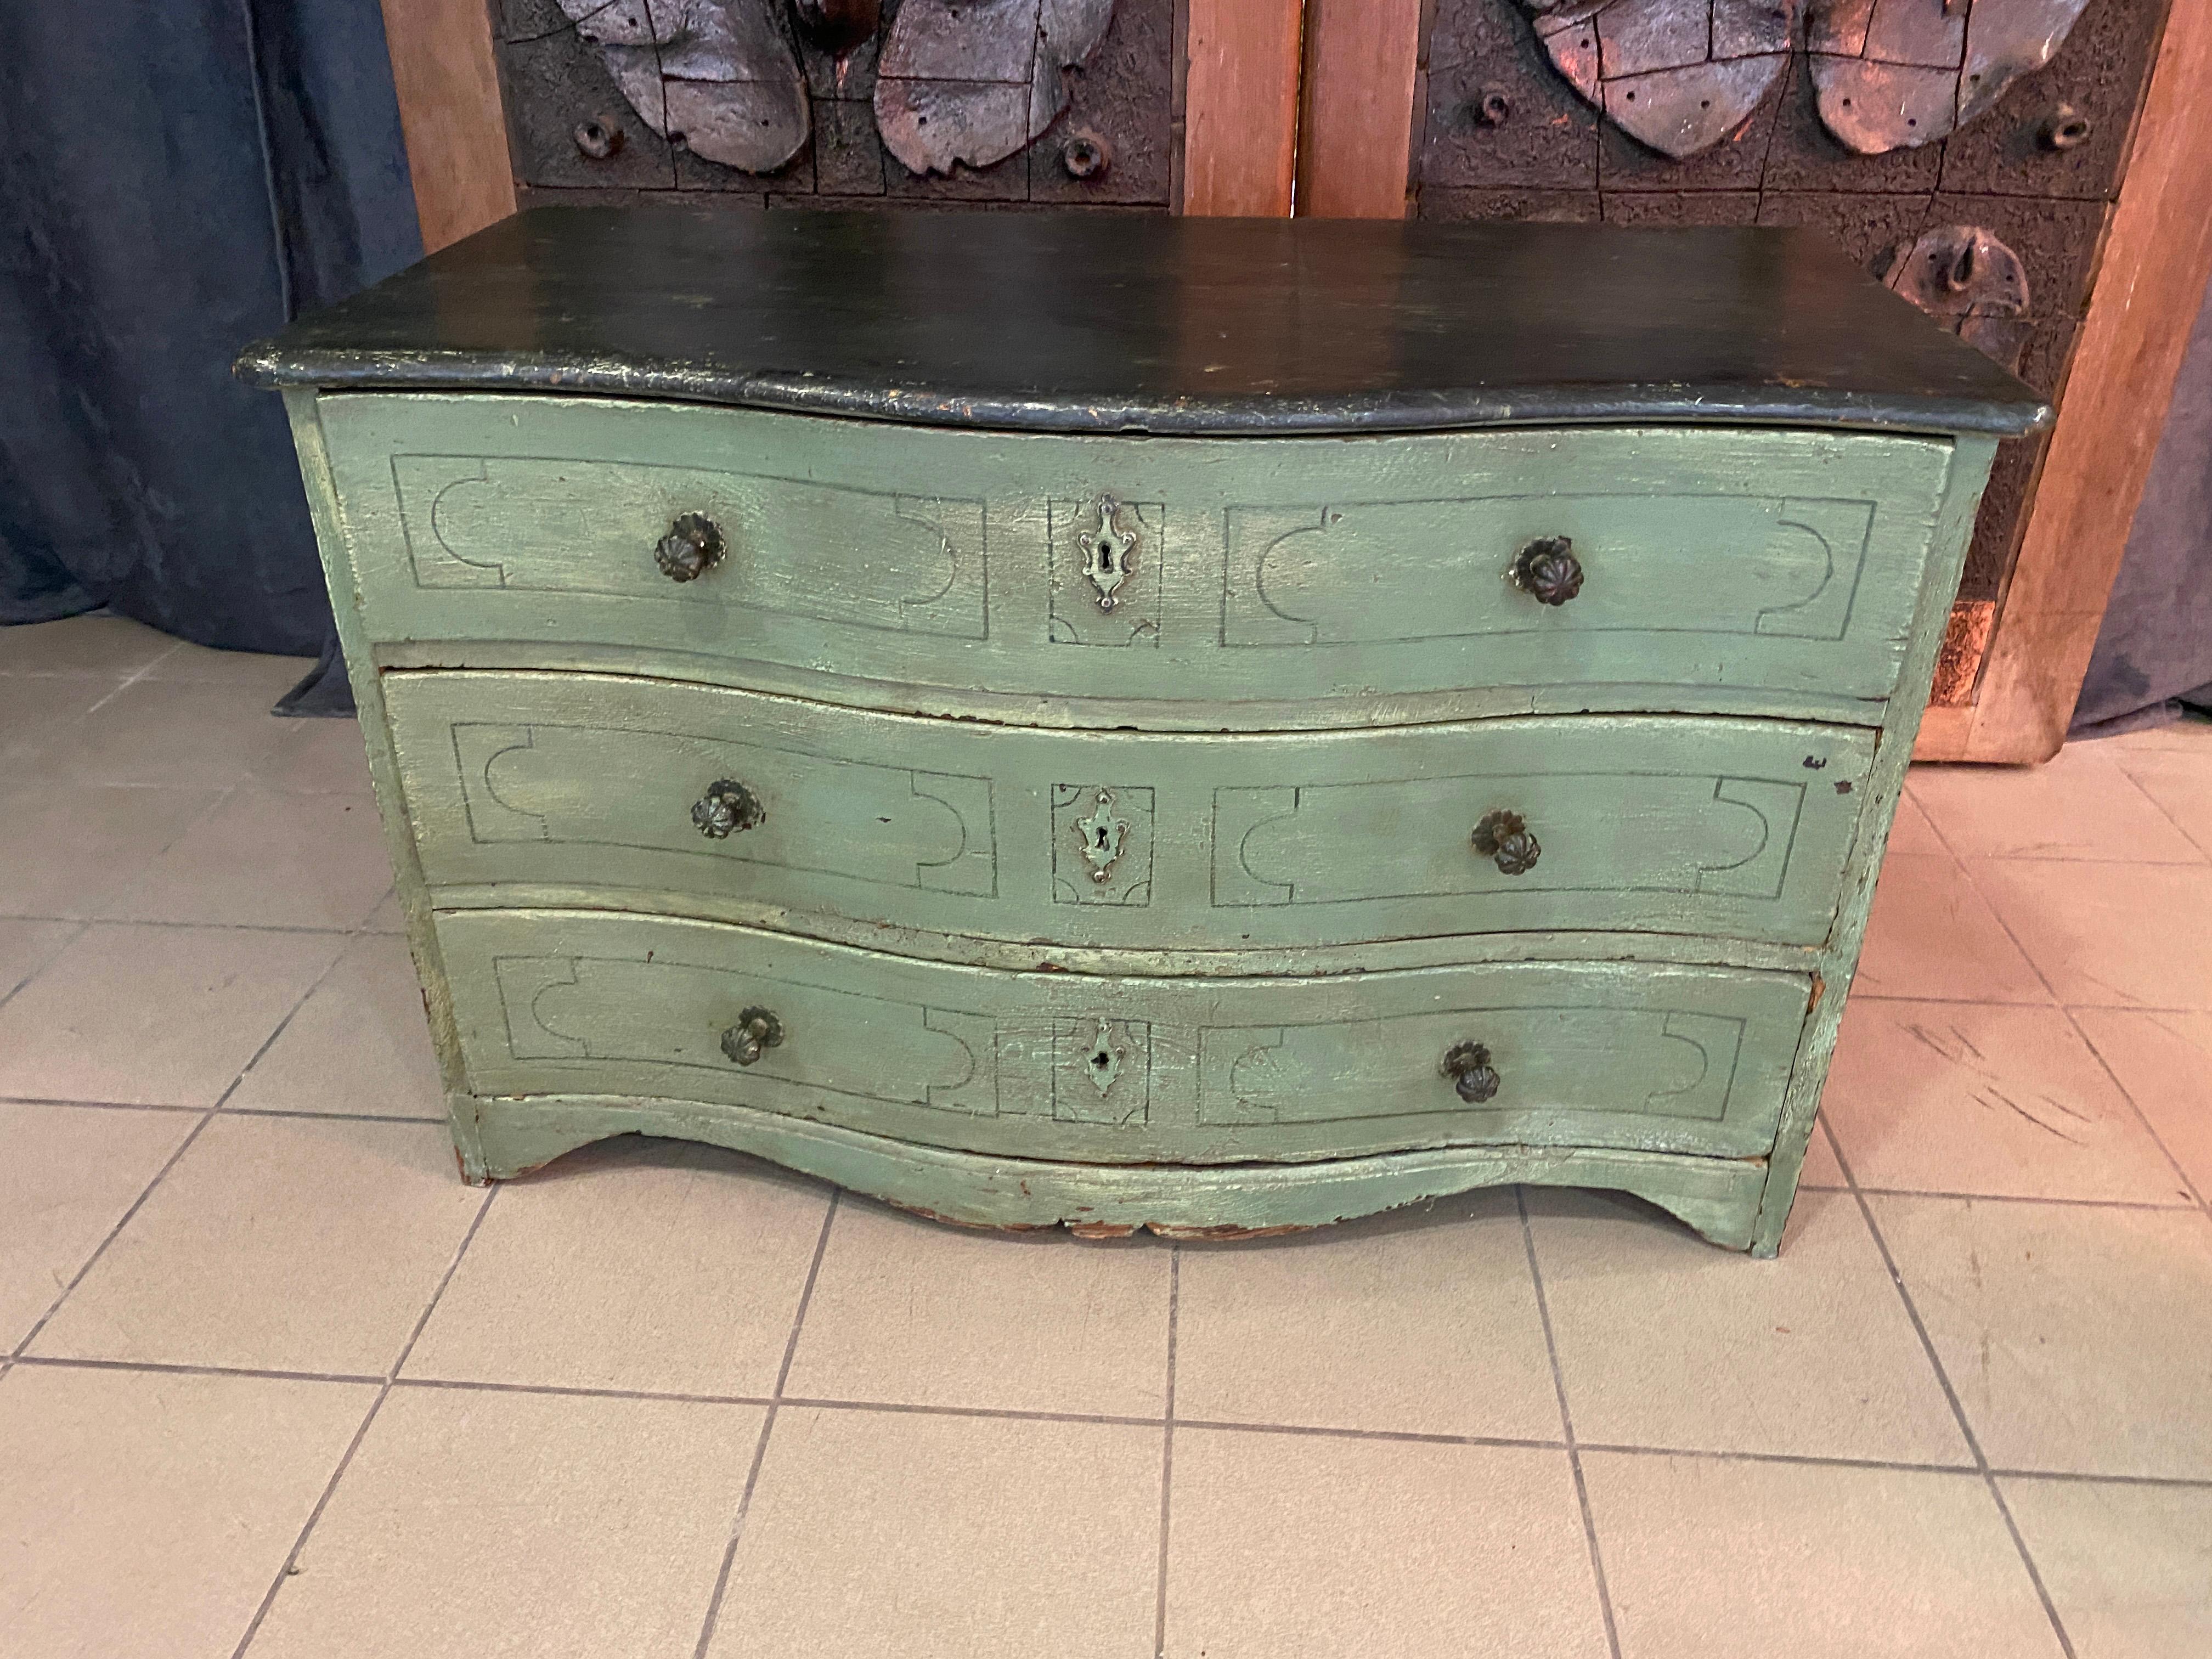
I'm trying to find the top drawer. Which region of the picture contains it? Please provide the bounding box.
[317,393,1954,730]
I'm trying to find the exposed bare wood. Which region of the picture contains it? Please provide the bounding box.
[1181,0,1304,215]
[1296,0,1423,217]
[377,0,516,252]
[1914,1,2212,761]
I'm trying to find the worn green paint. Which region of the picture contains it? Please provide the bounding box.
[439,906,1812,1166]
[386,669,1877,954]
[317,393,1953,731]
[283,386,1999,1253]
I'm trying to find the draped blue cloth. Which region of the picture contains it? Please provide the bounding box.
[0,0,420,665]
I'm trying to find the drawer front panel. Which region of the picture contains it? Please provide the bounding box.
[438,909,1812,1162]
[323,394,1951,724]
[390,672,1876,952]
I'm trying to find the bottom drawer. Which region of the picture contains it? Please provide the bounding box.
[439,910,1812,1165]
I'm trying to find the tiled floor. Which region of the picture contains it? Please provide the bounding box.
[4,611,2211,1657]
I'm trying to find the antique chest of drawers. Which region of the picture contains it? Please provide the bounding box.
[242,207,2045,1255]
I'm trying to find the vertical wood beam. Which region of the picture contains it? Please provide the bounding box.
[379,0,517,253]
[1295,0,1423,218]
[1915,2,2212,761]
[1182,0,1306,216]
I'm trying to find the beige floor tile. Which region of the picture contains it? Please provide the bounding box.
[405,1139,831,1395]
[22,676,306,787]
[1887,787,1948,855]
[1528,1187,1968,1463]
[247,1385,763,1659]
[0,923,346,1106]
[2111,748,2212,860]
[27,1115,486,1374]
[1910,749,2205,864]
[1853,854,2050,1003]
[784,1199,1172,1417]
[362,887,405,932]
[1798,1119,1847,1184]
[1822,1000,2197,1204]
[2071,1008,2212,1200]
[0,612,177,677]
[0,673,108,772]
[230,933,446,1119]
[94,786,392,929]
[2000,1476,2212,1659]
[1970,858,2212,1008]
[710,1407,1160,1659]
[0,782,228,918]
[1173,1188,1559,1440]
[1872,1195,2212,1478]
[1583,1452,2058,1659]
[145,639,317,692]
[1164,1427,1607,1659]
[248,715,377,795]
[2094,717,2212,754]
[0,1363,375,1659]
[0,1103,196,1349]
[0,917,77,1000]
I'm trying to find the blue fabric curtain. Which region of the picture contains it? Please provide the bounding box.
[0,0,421,660]
[2073,268,2212,735]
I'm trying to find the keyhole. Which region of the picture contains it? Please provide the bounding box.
[1091,1051,1109,1070]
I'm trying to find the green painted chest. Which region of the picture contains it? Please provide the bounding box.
[242,207,2046,1255]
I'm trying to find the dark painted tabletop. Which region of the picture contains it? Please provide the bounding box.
[239,206,2049,438]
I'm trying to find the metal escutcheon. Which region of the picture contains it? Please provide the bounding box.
[721,1007,784,1066]
[656,512,725,582]
[1441,1040,1500,1104]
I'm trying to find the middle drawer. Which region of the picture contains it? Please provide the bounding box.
[387,670,1874,955]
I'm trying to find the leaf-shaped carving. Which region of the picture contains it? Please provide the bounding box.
[556,0,809,173]
[1520,0,1799,160]
[874,0,1116,176]
[1807,0,2093,155]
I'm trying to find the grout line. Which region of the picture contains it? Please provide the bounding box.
[2061,1007,2211,1216]
[8,1353,384,1386]
[691,1190,840,1659]
[0,919,86,1015]
[1576,1440,1974,1477]
[397,1375,776,1408]
[10,1108,216,1359]
[1925,817,2212,1222]
[0,1096,211,1115]
[1827,1131,2080,1659]
[1153,1246,1180,1659]
[0,915,359,936]
[1176,1418,1564,1451]
[773,1395,1166,1430]
[229,1182,501,1659]
[1519,1187,1624,1659]
[1847,1187,2200,1211]
[80,640,185,716]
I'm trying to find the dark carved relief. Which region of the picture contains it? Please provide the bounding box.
[875,0,1116,176]
[1880,224,2033,369]
[1521,0,1799,161]
[1517,0,2095,160]
[544,0,1116,179]
[555,0,812,173]
[1808,0,2094,154]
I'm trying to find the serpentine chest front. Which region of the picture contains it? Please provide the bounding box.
[244,207,2045,1255]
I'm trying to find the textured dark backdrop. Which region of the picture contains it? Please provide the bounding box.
[0,0,420,658]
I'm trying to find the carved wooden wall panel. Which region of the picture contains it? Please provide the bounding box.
[1414,0,2168,631]
[493,0,1177,210]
